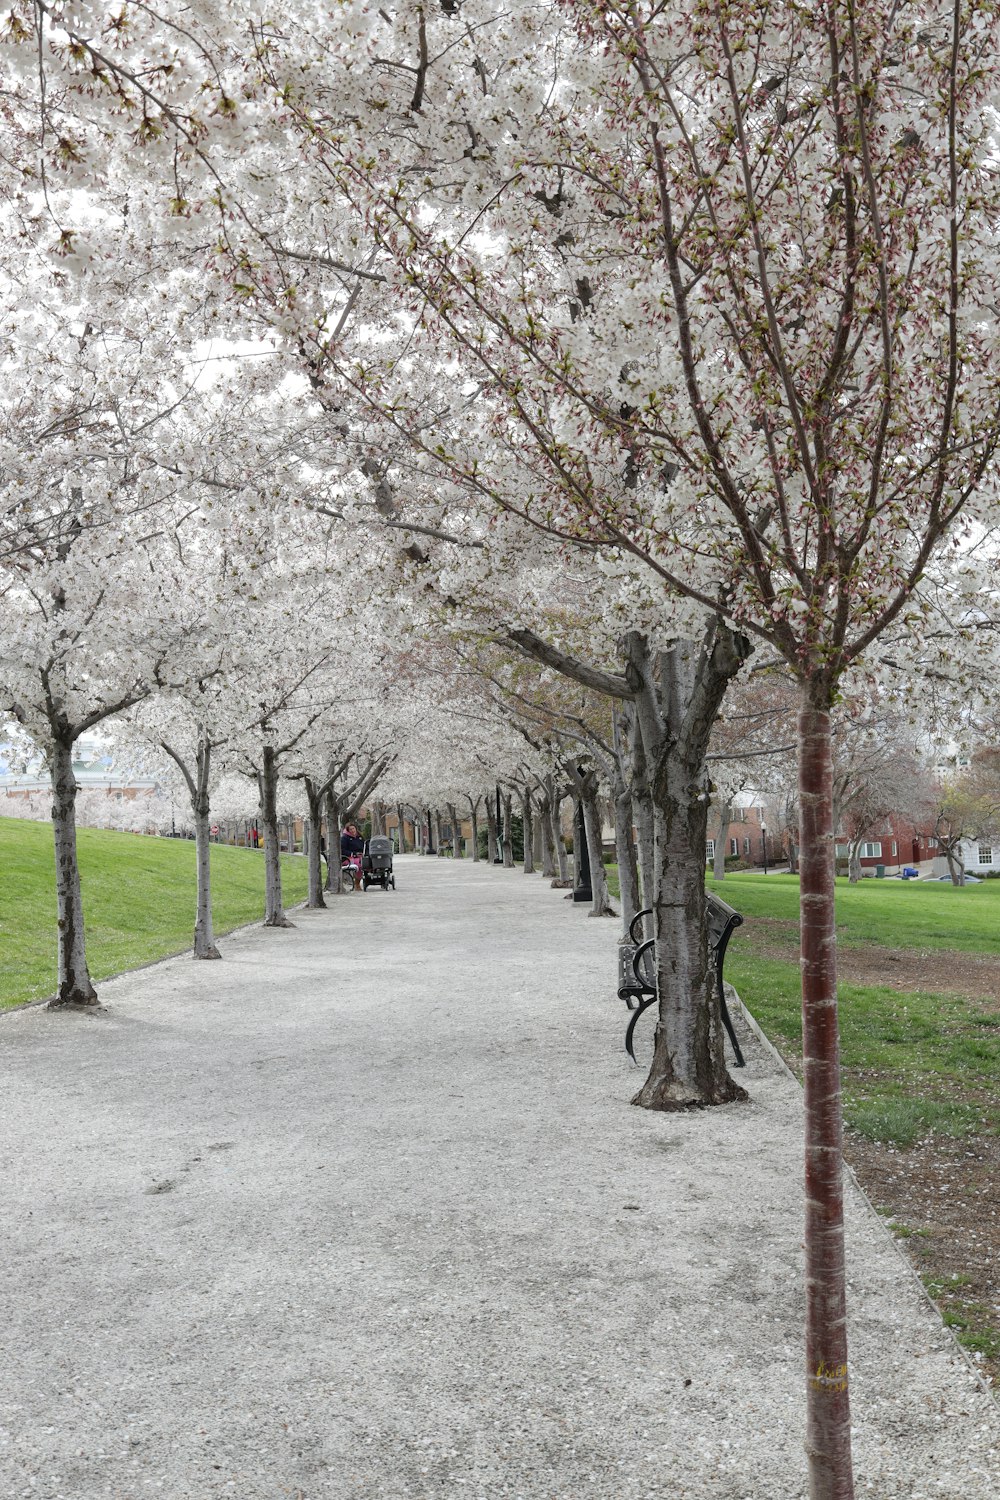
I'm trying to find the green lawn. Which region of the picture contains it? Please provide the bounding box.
[0,817,309,1010]
[701,872,1000,1144]
[707,870,1000,956]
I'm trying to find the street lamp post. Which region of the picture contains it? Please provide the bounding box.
[761,821,768,875]
[494,784,503,863]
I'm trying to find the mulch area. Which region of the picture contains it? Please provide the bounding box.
[845,1131,1000,1388]
[746,918,1000,1391]
[750,916,1000,1002]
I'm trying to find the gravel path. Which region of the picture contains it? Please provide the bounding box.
[1,855,997,1499]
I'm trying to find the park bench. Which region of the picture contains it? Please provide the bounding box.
[617,893,746,1068]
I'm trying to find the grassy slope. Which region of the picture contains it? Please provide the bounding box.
[0,817,309,1009]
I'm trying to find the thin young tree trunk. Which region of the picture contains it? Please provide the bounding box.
[49,734,98,1007]
[798,690,853,1500]
[304,781,326,908]
[259,746,292,928]
[192,740,221,958]
[520,788,535,874]
[501,793,514,867]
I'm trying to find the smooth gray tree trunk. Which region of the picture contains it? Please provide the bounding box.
[192,741,221,958]
[304,781,327,908]
[259,745,293,927]
[521,789,535,874]
[163,734,221,960]
[49,734,98,1007]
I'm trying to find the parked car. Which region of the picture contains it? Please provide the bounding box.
[929,873,982,884]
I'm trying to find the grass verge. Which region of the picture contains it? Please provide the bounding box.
[0,817,309,1010]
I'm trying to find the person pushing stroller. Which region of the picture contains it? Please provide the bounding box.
[340,823,365,892]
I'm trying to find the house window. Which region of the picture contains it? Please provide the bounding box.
[859,842,882,859]
[835,844,850,859]
[743,837,751,855]
[706,839,715,862]
[730,838,739,857]
[891,841,897,856]
[979,846,993,865]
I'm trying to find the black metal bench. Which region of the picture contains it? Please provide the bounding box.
[617,894,746,1068]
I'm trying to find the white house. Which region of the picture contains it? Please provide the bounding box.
[931,838,1000,878]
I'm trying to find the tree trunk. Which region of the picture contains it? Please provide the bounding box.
[49,734,99,1007]
[467,797,481,862]
[847,838,862,884]
[626,628,749,1110]
[259,746,292,928]
[192,740,221,958]
[501,793,514,867]
[551,788,570,884]
[581,785,616,917]
[396,804,408,853]
[425,807,435,855]
[434,808,445,856]
[448,802,463,858]
[713,804,732,881]
[324,789,343,892]
[613,782,640,934]
[798,689,853,1500]
[944,844,966,885]
[631,753,739,1107]
[521,789,535,874]
[305,782,326,908]
[192,801,221,956]
[631,747,655,938]
[538,786,557,878]
[486,798,498,863]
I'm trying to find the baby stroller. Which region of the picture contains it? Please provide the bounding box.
[362,835,396,891]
